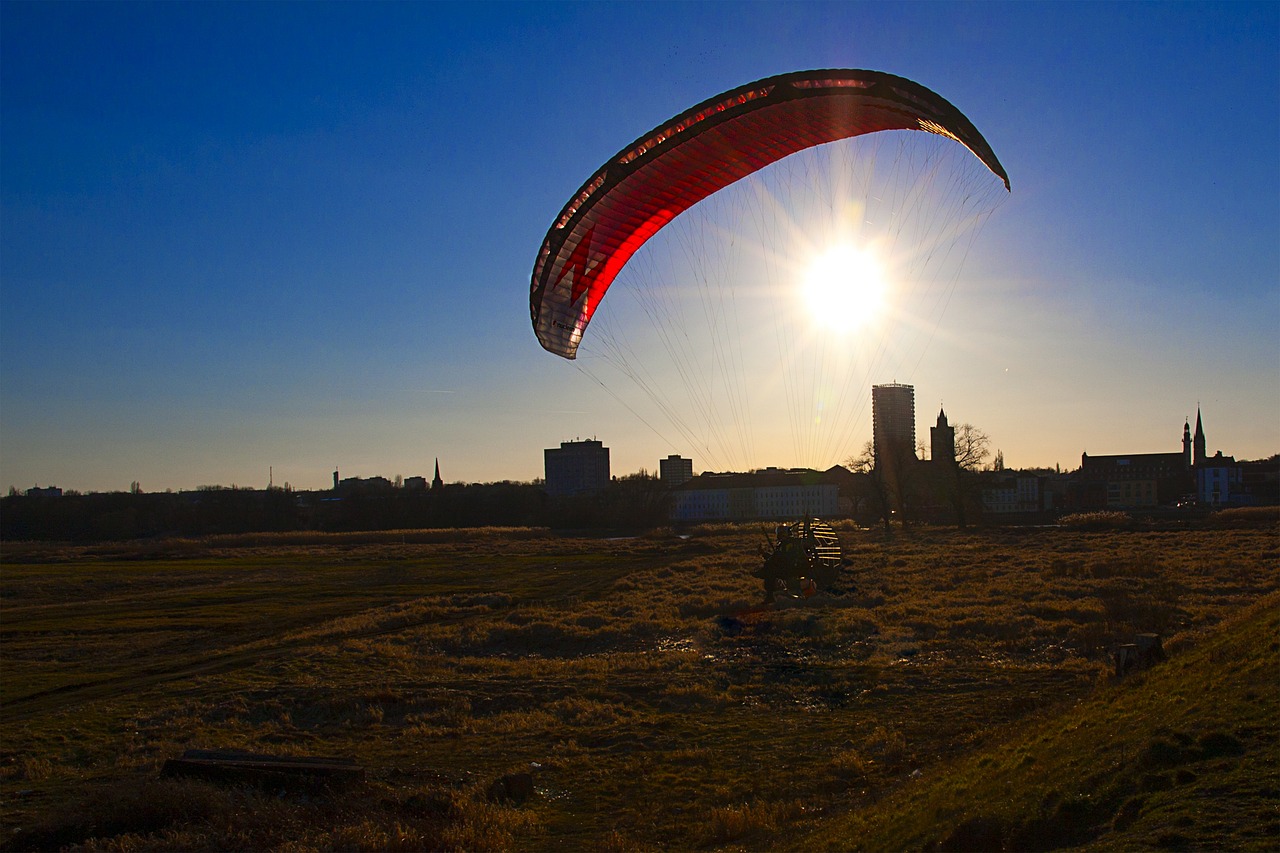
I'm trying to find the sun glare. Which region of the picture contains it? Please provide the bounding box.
[801,243,888,333]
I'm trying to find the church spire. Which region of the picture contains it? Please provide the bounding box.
[930,405,955,465]
[1193,407,1206,466]
[432,458,443,490]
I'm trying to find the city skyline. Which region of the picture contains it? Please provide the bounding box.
[11,393,1253,495]
[3,3,1277,493]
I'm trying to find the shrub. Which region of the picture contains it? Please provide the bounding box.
[700,799,804,845]
[1060,512,1133,531]
[829,749,872,782]
[864,725,909,770]
[1205,507,1279,530]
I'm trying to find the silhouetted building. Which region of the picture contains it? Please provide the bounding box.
[404,476,428,491]
[1240,456,1280,505]
[337,475,393,494]
[872,383,916,464]
[544,439,610,497]
[1069,407,1239,510]
[1075,450,1191,509]
[930,407,955,465]
[432,459,443,490]
[659,454,694,487]
[25,486,62,498]
[1193,408,1207,467]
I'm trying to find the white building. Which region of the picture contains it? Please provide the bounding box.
[670,468,840,522]
[982,473,1044,514]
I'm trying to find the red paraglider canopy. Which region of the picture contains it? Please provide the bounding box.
[530,69,1009,359]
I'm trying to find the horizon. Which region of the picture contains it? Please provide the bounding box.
[3,2,1278,494]
[13,399,1274,496]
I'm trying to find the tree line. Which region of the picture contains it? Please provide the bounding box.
[0,476,674,542]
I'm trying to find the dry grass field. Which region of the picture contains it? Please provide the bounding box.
[2,515,1276,851]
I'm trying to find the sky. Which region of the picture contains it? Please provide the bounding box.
[2,1,1277,493]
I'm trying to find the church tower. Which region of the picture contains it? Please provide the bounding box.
[1183,420,1192,468]
[931,407,956,465]
[432,458,443,490]
[1193,408,1206,467]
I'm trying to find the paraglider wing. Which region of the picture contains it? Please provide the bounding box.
[530,69,1009,359]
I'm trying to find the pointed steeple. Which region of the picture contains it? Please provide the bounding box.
[432,458,443,490]
[930,405,955,465]
[1193,407,1206,467]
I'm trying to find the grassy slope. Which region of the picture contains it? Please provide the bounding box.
[793,592,1280,852]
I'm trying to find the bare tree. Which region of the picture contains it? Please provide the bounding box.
[942,423,991,528]
[953,423,991,471]
[845,440,897,536]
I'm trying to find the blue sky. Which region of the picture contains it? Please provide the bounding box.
[2,1,1277,492]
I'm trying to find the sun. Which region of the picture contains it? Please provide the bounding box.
[800,243,889,334]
